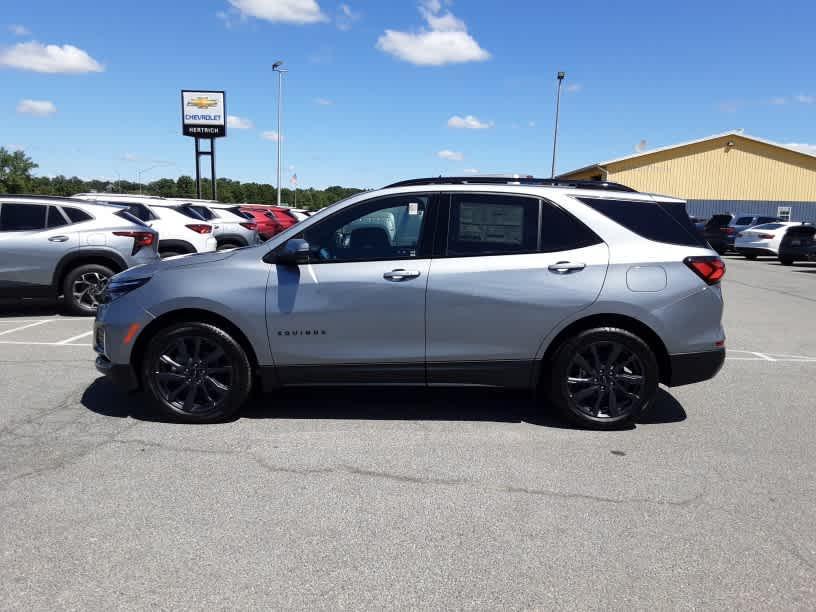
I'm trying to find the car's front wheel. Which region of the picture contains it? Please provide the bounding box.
[547,327,659,429]
[142,322,252,422]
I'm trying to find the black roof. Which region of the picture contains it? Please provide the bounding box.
[383,176,637,193]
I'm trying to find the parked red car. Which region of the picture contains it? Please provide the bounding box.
[240,205,300,240]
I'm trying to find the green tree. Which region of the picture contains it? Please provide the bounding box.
[176,175,196,198]
[0,147,38,194]
[150,178,178,198]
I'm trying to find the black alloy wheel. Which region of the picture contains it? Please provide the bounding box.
[549,327,658,429]
[143,322,252,422]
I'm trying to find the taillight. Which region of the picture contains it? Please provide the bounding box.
[240,222,258,231]
[186,224,212,234]
[684,256,725,285]
[720,227,736,235]
[113,231,155,255]
[756,233,774,239]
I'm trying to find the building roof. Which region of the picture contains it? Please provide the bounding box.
[558,130,816,178]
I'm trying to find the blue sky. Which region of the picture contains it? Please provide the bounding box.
[2,0,815,189]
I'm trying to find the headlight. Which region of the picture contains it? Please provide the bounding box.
[102,277,151,303]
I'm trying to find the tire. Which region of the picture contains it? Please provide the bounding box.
[159,250,184,259]
[744,254,757,260]
[63,263,114,316]
[547,327,659,429]
[142,322,252,423]
[780,258,794,266]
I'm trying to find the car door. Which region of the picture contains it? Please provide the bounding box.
[266,193,435,385]
[425,192,609,388]
[0,202,79,297]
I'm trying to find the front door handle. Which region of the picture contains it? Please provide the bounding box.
[383,269,421,281]
[48,235,69,243]
[548,261,586,274]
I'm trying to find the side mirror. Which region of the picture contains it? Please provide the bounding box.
[267,238,310,266]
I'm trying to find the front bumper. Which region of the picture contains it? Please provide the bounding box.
[667,349,725,387]
[96,355,139,391]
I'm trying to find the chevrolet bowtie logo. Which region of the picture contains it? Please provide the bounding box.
[187,97,218,110]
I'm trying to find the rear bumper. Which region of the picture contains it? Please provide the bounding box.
[96,355,139,391]
[735,247,776,256]
[667,349,725,387]
[779,246,816,261]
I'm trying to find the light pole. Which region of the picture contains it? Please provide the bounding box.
[273,60,288,207]
[550,71,566,178]
[136,163,173,194]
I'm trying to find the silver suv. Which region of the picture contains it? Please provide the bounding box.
[0,195,159,315]
[94,177,726,428]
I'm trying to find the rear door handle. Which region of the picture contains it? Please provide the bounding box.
[48,236,69,243]
[383,269,421,281]
[548,261,586,274]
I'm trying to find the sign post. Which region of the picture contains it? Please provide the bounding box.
[181,90,226,200]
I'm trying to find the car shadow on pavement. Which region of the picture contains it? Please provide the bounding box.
[0,302,67,317]
[81,378,686,430]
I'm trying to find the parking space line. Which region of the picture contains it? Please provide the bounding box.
[56,331,94,345]
[0,320,52,337]
[0,340,91,347]
[751,352,777,362]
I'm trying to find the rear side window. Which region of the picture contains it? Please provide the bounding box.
[539,202,603,252]
[578,198,706,247]
[47,206,69,228]
[185,205,214,220]
[114,210,149,227]
[757,216,779,224]
[226,206,253,219]
[127,204,156,222]
[63,207,93,223]
[735,216,754,225]
[447,194,538,256]
[0,203,47,231]
[751,223,784,230]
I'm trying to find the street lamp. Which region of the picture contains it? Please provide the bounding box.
[136,163,173,194]
[272,60,288,207]
[550,71,566,178]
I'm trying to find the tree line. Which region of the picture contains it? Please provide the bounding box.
[0,147,363,211]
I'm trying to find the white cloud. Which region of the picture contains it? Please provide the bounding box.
[437,149,463,161]
[336,3,360,30]
[0,41,103,74]
[262,130,282,142]
[786,143,816,155]
[227,114,254,129]
[9,25,30,36]
[447,114,491,129]
[795,94,815,104]
[376,2,490,66]
[228,0,327,24]
[121,153,139,162]
[769,97,786,105]
[16,99,57,116]
[462,168,479,174]
[314,97,333,105]
[566,83,582,93]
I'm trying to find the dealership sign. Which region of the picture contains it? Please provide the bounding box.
[181,90,226,138]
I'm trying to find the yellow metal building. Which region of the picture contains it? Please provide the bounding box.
[558,131,816,221]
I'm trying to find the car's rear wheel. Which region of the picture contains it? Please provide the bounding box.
[744,254,757,260]
[780,258,794,266]
[547,327,659,429]
[63,263,114,316]
[142,322,252,423]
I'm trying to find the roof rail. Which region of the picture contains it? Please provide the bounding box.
[0,194,95,204]
[382,176,637,193]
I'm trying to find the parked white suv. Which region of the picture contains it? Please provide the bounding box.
[74,194,217,258]
[166,200,260,250]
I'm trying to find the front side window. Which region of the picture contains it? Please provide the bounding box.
[299,195,430,262]
[0,203,47,231]
[447,194,538,256]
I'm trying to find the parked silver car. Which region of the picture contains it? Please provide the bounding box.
[0,195,159,315]
[94,177,726,428]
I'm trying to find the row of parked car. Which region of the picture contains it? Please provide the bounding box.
[0,193,309,315]
[697,213,816,265]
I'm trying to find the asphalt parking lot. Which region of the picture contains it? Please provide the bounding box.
[1,257,814,609]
